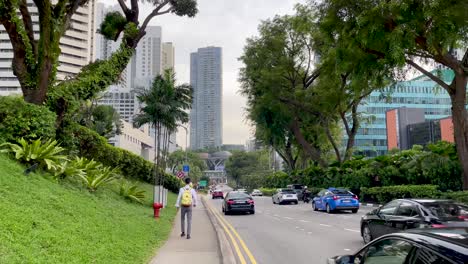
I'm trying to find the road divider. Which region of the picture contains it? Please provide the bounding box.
[203,196,258,264]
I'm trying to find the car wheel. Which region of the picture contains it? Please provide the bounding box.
[272,198,276,204]
[326,204,333,214]
[250,210,255,215]
[362,224,373,244]
[312,202,318,211]
[352,209,358,213]
[294,201,298,205]
[224,210,230,215]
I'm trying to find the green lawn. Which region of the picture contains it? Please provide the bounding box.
[0,155,177,264]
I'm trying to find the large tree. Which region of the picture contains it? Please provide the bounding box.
[0,0,197,104]
[316,0,468,188]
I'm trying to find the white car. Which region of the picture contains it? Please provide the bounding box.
[251,189,263,196]
[272,189,298,204]
[237,188,248,193]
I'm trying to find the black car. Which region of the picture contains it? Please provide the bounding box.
[329,227,468,264]
[361,199,468,244]
[222,191,255,215]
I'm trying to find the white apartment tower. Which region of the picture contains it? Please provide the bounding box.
[190,47,223,150]
[0,0,96,96]
[162,42,175,71]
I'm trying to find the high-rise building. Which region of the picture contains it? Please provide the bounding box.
[189,46,223,150]
[162,42,175,71]
[351,69,454,157]
[0,0,96,96]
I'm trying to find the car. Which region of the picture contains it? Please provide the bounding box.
[272,188,298,205]
[212,190,223,199]
[237,188,248,193]
[328,227,468,264]
[222,191,255,215]
[360,199,468,244]
[251,189,263,196]
[312,188,359,214]
[287,184,305,200]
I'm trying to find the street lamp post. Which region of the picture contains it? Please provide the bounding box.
[179,125,189,177]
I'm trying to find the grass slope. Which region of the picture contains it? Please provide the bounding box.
[0,155,177,264]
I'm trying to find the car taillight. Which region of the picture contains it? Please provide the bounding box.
[431,224,447,228]
[248,199,254,204]
[227,200,235,205]
[333,195,339,200]
[353,195,358,200]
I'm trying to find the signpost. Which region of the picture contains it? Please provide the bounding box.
[176,171,185,179]
[199,180,207,187]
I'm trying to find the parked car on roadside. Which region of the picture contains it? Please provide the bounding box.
[312,188,359,214]
[287,184,305,200]
[272,188,298,205]
[360,199,468,244]
[251,189,263,196]
[222,191,255,215]
[211,190,224,199]
[328,227,468,264]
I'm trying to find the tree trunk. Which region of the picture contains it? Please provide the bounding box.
[449,73,468,190]
[290,119,327,167]
[343,104,359,161]
[324,125,342,164]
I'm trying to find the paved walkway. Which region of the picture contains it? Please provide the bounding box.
[150,197,221,264]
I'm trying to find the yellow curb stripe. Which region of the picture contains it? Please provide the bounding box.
[205,201,247,264]
[212,208,258,264]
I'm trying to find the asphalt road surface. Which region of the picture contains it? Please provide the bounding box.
[206,192,373,264]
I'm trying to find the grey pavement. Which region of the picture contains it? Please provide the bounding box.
[150,197,221,264]
[206,195,372,264]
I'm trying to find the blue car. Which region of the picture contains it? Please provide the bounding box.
[312,188,359,213]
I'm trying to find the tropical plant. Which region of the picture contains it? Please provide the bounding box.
[119,181,146,204]
[51,157,102,180]
[0,138,67,170]
[77,165,119,192]
[134,69,192,199]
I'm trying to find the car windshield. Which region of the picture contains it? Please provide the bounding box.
[281,189,295,194]
[228,192,250,199]
[332,189,352,195]
[421,202,467,220]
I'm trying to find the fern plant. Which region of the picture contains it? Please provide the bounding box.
[0,138,67,170]
[78,165,118,192]
[119,181,146,203]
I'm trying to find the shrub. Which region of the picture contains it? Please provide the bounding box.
[78,165,119,192]
[441,191,468,204]
[119,181,146,203]
[70,125,182,192]
[263,171,291,188]
[0,138,67,170]
[360,185,440,204]
[259,188,277,196]
[0,96,56,142]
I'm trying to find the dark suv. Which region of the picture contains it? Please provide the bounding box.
[361,199,468,244]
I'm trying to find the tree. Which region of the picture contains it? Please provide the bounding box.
[225,150,270,188]
[168,149,207,183]
[0,0,197,105]
[316,0,468,188]
[133,69,192,199]
[239,11,330,167]
[78,102,123,139]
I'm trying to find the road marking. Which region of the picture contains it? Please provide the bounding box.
[344,228,360,233]
[210,204,258,264]
[299,220,309,223]
[257,210,263,213]
[205,202,247,264]
[283,217,294,220]
[300,228,305,231]
[344,249,351,251]
[307,232,313,235]
[274,214,280,217]
[320,224,332,227]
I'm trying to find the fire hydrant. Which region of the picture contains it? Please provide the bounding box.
[153,202,163,218]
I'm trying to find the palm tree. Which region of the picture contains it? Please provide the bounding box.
[134,69,192,204]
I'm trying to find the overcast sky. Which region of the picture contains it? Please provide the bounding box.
[100,0,305,148]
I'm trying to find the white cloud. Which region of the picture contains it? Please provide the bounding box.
[99,0,304,147]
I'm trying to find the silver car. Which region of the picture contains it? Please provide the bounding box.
[272,189,298,204]
[251,189,263,196]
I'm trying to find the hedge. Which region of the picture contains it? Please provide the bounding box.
[0,96,56,142]
[259,188,277,196]
[71,125,182,193]
[360,185,440,204]
[441,191,468,204]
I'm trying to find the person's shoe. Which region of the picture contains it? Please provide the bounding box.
[187,235,191,239]
[181,232,185,237]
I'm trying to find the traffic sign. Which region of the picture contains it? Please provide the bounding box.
[199,180,207,187]
[176,171,185,179]
[183,165,190,172]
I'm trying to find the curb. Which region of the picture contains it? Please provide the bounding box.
[201,196,237,264]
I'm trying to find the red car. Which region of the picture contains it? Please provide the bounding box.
[212,190,224,199]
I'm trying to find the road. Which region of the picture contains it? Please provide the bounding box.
[205,192,373,264]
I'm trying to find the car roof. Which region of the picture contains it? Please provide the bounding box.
[404,228,468,248]
[409,199,455,204]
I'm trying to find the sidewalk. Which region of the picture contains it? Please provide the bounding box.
[149,197,221,264]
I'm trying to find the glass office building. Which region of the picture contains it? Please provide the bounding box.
[352,70,454,157]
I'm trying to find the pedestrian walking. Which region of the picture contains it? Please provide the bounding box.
[175,177,198,239]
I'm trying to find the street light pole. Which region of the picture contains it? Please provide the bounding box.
[180,125,189,177]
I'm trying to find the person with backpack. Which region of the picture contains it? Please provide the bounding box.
[175,178,198,239]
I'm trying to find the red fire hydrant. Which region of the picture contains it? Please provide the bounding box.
[153,202,163,218]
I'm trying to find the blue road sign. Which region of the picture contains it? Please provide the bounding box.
[183,165,190,172]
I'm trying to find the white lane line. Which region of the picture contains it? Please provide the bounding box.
[320,224,332,227]
[257,210,263,213]
[283,217,294,220]
[307,232,313,235]
[274,214,280,217]
[299,220,309,223]
[300,228,305,231]
[344,228,360,233]
[344,249,351,251]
